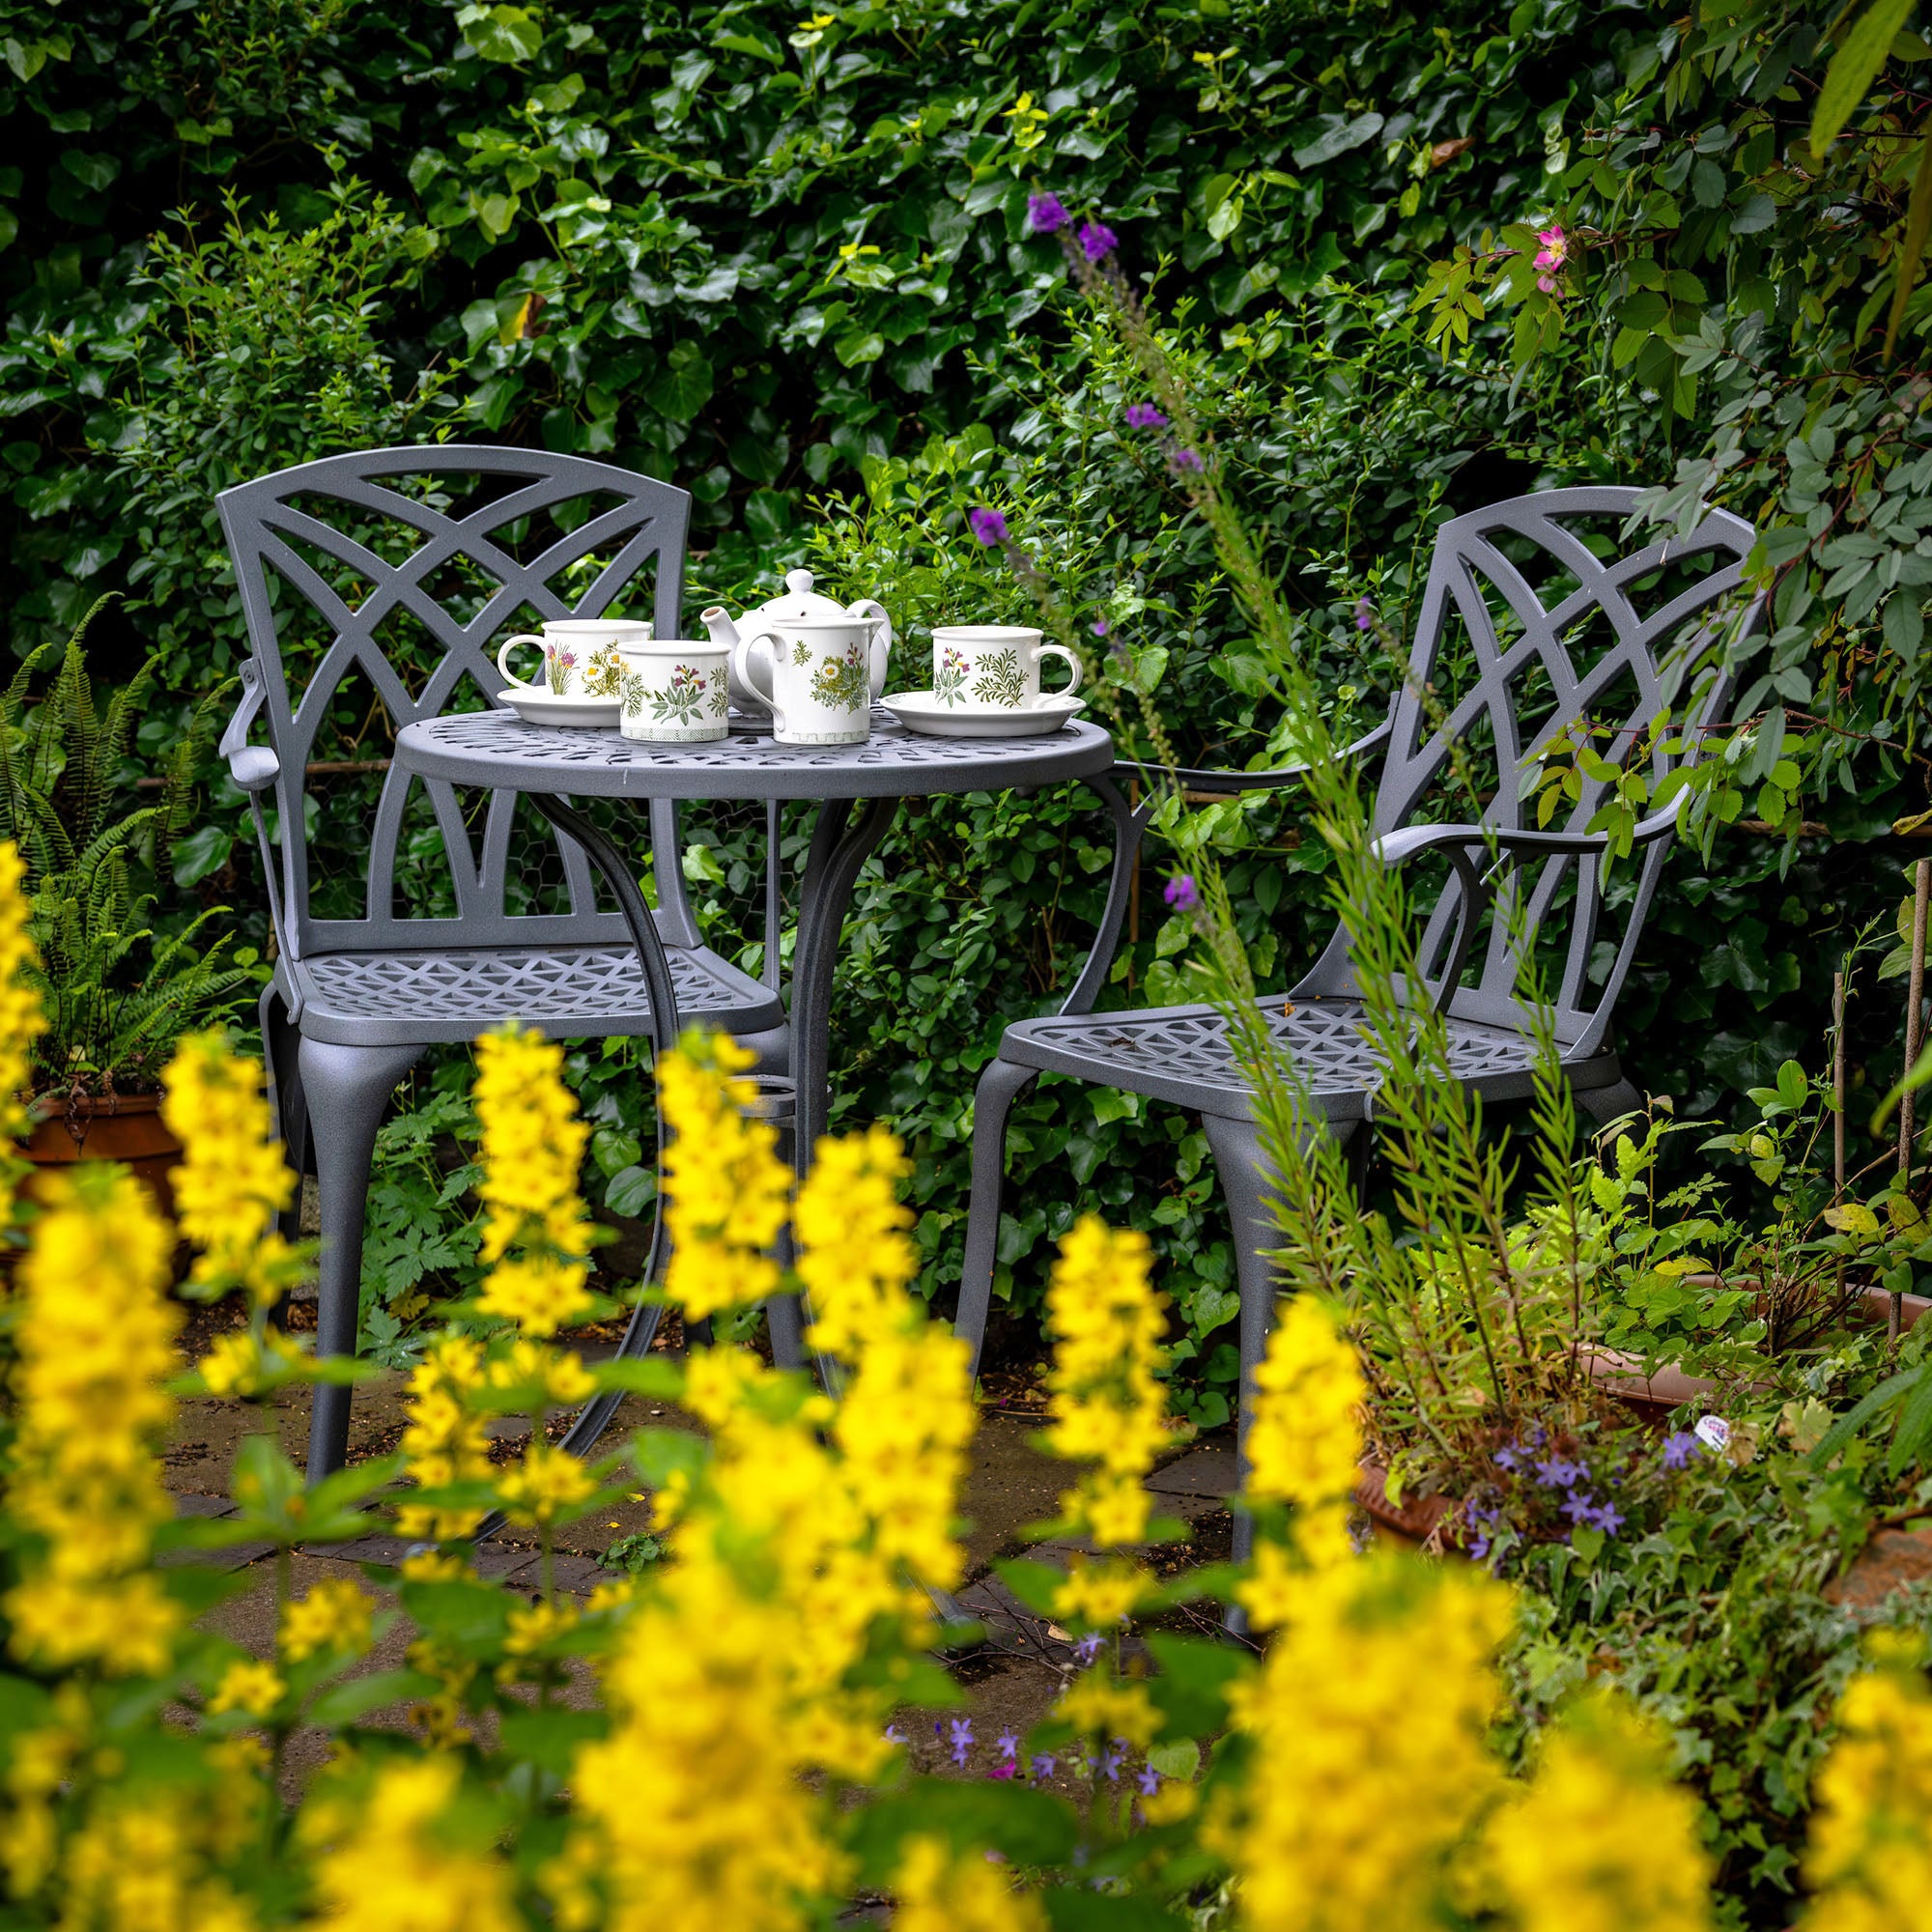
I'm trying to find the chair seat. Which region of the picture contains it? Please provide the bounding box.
[999,995,1622,1122]
[286,940,784,1047]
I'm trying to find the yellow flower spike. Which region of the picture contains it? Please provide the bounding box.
[1056,1670,1158,1748]
[0,841,42,1228]
[1804,1641,1932,1932]
[797,1121,917,1356]
[893,1833,1046,1932]
[658,1036,791,1321]
[279,1577,378,1663]
[497,1440,597,1527]
[1480,1690,1713,1932]
[4,1163,183,1675]
[396,1335,493,1543]
[1053,1554,1151,1632]
[307,1758,519,1932]
[1042,1215,1173,1560]
[1244,1294,1365,1515]
[207,1658,286,1720]
[470,1025,596,1336]
[162,1030,305,1307]
[1212,1554,1514,1932]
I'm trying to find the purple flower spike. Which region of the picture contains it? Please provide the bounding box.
[1028,191,1070,236]
[949,1717,975,1766]
[1078,220,1119,262]
[1662,1431,1701,1469]
[1137,1764,1161,1796]
[1164,873,1199,913]
[1125,403,1168,429]
[968,506,1009,547]
[1170,447,1204,472]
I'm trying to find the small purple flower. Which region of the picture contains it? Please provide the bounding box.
[1354,597,1374,632]
[1589,1502,1626,1536]
[1072,1633,1105,1664]
[968,506,1009,547]
[1124,403,1168,429]
[1494,1443,1521,1472]
[996,1731,1019,1763]
[1662,1431,1701,1469]
[1030,1752,1058,1779]
[1098,1747,1123,1783]
[1561,1492,1598,1524]
[1137,1764,1161,1797]
[1092,617,1108,637]
[1164,873,1199,913]
[949,1718,975,1766]
[1534,1458,1582,1490]
[1169,447,1204,472]
[1028,191,1070,235]
[884,1723,907,1745]
[1078,220,1119,262]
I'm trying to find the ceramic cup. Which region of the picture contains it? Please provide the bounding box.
[929,625,1082,712]
[733,614,889,745]
[497,617,652,700]
[617,641,732,743]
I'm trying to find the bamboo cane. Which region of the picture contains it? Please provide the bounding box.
[1894,861,1931,1342]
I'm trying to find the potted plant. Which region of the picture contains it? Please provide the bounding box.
[0,614,250,1204]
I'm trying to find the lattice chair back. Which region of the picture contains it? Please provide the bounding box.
[1303,487,1757,1056]
[216,446,690,963]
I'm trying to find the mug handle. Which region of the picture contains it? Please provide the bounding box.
[732,627,782,730]
[848,599,894,698]
[497,634,549,694]
[1037,643,1084,700]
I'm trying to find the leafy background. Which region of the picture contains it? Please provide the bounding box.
[5,0,1932,1404]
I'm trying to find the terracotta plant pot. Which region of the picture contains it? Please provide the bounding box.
[1354,1461,1455,1549]
[22,1093,181,1219]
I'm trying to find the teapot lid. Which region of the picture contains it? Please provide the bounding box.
[752,569,849,623]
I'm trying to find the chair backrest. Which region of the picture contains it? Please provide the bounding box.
[1298,486,1758,1056]
[217,446,694,961]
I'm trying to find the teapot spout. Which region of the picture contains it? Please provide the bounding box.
[698,605,740,651]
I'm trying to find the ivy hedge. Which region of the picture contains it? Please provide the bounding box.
[3,0,1930,1391]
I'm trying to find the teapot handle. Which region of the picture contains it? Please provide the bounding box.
[848,600,894,698]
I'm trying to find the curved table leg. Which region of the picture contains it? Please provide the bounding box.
[774,793,899,1381]
[523,792,682,1464]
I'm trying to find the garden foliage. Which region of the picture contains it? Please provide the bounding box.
[6,0,1932,1378]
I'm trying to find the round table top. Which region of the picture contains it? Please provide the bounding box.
[393,707,1116,802]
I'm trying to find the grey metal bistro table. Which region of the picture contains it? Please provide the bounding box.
[390,703,1117,1430]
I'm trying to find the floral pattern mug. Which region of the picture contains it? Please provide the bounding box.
[498,617,652,700]
[616,641,732,743]
[930,626,1082,712]
[732,614,889,745]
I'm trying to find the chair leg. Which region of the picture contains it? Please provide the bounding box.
[258,982,309,1244]
[954,1056,1040,1384]
[298,1037,422,1483]
[1577,1075,1642,1128]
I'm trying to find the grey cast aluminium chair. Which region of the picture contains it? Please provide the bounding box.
[216,446,786,1479]
[955,486,1758,1554]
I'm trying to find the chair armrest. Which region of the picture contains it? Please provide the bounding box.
[1146,705,1395,797]
[1373,798,1683,871]
[218,662,280,795]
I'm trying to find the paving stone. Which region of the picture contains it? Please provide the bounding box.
[470,1542,542,1587]
[548,1552,606,1596]
[307,1533,417,1569]
[1146,1445,1236,1499]
[172,1492,238,1520]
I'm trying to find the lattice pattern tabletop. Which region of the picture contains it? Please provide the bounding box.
[394,707,1115,802]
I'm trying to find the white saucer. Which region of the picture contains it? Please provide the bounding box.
[881,691,1087,739]
[497,687,622,729]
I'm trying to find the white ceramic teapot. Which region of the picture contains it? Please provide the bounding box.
[699,571,893,730]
